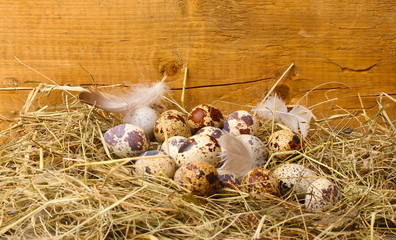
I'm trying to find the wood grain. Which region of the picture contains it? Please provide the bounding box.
[1,0,395,129]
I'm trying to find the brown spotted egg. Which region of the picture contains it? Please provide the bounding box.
[236,134,268,167]
[159,136,187,159]
[104,124,150,158]
[174,161,220,196]
[268,129,301,160]
[223,110,259,136]
[124,107,158,138]
[195,126,225,144]
[134,151,177,178]
[153,110,191,143]
[175,134,222,167]
[273,163,318,199]
[241,168,280,199]
[217,169,240,190]
[187,104,224,132]
[305,178,340,212]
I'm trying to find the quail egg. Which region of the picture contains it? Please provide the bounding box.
[187,104,224,133]
[153,110,191,143]
[223,110,259,136]
[176,134,222,167]
[139,150,164,157]
[273,163,318,199]
[104,124,150,158]
[174,161,220,196]
[195,126,225,143]
[236,134,268,167]
[124,107,158,138]
[217,169,240,190]
[268,129,301,160]
[134,151,177,178]
[305,178,341,212]
[241,168,280,199]
[159,136,187,159]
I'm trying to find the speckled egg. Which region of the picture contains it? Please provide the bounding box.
[187,104,224,132]
[273,163,318,199]
[217,169,240,190]
[241,168,280,199]
[305,178,340,212]
[236,134,268,167]
[139,150,164,157]
[104,124,150,158]
[153,110,191,143]
[223,110,259,136]
[175,134,221,167]
[174,161,220,196]
[268,129,301,160]
[124,107,158,138]
[195,126,225,144]
[134,151,177,178]
[160,136,187,159]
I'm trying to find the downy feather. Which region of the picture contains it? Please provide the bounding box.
[217,131,256,179]
[253,95,313,137]
[254,95,288,122]
[78,77,169,113]
[283,105,312,137]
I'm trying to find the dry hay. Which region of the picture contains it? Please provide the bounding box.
[0,84,395,240]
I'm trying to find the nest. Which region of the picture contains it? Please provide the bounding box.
[0,84,395,240]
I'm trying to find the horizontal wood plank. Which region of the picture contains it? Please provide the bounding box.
[0,0,395,129]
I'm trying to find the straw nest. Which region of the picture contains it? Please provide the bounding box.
[0,84,395,240]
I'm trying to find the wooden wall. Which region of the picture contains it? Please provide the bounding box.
[1,0,395,128]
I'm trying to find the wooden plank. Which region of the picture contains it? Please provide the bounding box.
[0,0,395,129]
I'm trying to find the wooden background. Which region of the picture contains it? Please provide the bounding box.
[1,0,395,129]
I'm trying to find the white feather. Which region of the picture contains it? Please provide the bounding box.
[253,95,313,137]
[284,105,312,137]
[217,131,256,179]
[78,77,169,114]
[254,95,288,122]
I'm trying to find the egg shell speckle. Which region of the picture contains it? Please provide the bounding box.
[134,153,177,178]
[305,178,341,212]
[174,161,220,196]
[236,134,268,167]
[160,136,187,159]
[176,134,222,167]
[187,104,224,132]
[273,163,318,199]
[139,150,164,157]
[241,168,280,199]
[153,110,191,143]
[104,124,150,158]
[223,110,259,136]
[217,170,240,190]
[124,107,158,138]
[268,129,301,160]
[195,126,225,143]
